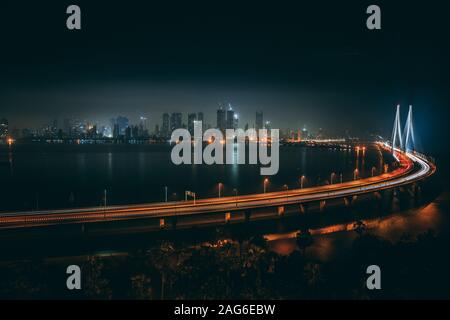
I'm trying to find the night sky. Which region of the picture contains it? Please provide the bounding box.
[0,0,449,153]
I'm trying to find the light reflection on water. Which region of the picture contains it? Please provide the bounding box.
[268,191,448,262]
[0,144,391,211]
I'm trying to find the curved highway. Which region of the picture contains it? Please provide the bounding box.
[0,143,436,229]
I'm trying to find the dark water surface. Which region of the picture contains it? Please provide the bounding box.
[0,143,391,212]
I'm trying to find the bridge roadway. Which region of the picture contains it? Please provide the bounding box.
[0,144,436,229]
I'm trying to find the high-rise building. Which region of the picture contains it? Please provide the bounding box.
[162,113,170,137]
[226,105,235,130]
[132,125,139,139]
[139,116,149,131]
[188,113,197,135]
[233,113,239,129]
[113,123,120,139]
[64,118,74,135]
[197,112,204,123]
[125,126,132,141]
[217,107,226,133]
[197,112,204,131]
[170,113,182,132]
[113,116,129,136]
[0,118,9,138]
[51,119,58,135]
[302,127,309,140]
[255,111,263,130]
[316,128,323,139]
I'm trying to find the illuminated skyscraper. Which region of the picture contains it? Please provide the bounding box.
[0,118,9,138]
[255,111,263,130]
[217,107,226,133]
[115,116,129,136]
[302,127,309,140]
[233,113,239,129]
[226,104,235,130]
[170,113,182,132]
[188,113,197,135]
[197,112,204,131]
[162,113,170,137]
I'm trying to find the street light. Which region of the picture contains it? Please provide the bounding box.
[330,172,336,184]
[233,188,238,207]
[340,173,343,184]
[300,175,306,189]
[218,182,223,198]
[103,189,107,219]
[353,168,359,180]
[264,178,269,193]
[164,186,168,202]
[283,184,288,201]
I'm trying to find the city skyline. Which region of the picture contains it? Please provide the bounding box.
[0,107,362,142]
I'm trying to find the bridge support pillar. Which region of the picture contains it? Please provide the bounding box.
[344,195,357,207]
[393,188,398,197]
[299,203,308,214]
[171,216,178,229]
[344,196,352,207]
[278,206,285,216]
[373,191,382,200]
[244,210,251,222]
[408,183,420,198]
[319,200,326,211]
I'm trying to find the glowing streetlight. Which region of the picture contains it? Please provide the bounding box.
[103,189,107,219]
[353,168,359,180]
[218,182,223,198]
[330,172,336,184]
[283,184,289,201]
[264,178,269,193]
[300,175,306,189]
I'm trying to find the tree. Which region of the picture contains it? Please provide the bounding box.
[130,273,153,299]
[83,256,112,299]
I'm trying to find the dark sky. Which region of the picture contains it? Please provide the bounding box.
[0,0,449,152]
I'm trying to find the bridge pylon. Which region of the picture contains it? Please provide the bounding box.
[391,104,416,153]
[403,105,415,152]
[391,104,403,152]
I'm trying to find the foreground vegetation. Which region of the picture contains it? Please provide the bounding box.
[1,228,449,299]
